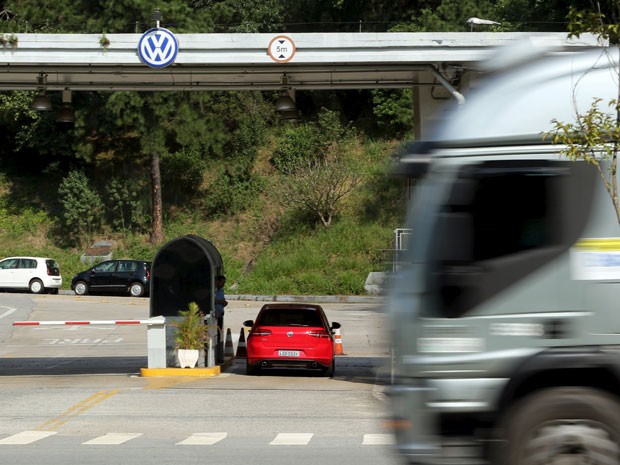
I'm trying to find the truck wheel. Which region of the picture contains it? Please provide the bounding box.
[493,387,620,465]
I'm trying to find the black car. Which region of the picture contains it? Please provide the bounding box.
[71,260,151,297]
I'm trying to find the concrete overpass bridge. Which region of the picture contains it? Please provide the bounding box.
[0,31,600,137]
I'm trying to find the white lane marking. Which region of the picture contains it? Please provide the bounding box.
[269,433,313,445]
[0,431,57,444]
[0,306,17,320]
[362,433,394,445]
[176,432,227,445]
[82,433,142,445]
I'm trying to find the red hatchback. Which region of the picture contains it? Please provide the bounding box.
[243,303,341,376]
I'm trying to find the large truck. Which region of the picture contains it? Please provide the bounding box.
[386,44,620,465]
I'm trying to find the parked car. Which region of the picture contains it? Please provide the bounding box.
[243,303,341,376]
[0,256,62,294]
[71,259,151,297]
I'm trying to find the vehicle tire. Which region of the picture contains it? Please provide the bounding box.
[322,359,335,377]
[129,282,145,297]
[492,387,620,465]
[74,281,88,296]
[29,279,44,294]
[246,361,259,376]
[48,288,59,295]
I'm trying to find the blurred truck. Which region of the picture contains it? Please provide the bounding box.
[387,44,620,465]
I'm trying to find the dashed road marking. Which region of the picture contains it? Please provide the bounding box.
[83,433,143,445]
[176,432,227,445]
[0,431,390,446]
[362,433,394,445]
[270,433,313,445]
[0,431,57,445]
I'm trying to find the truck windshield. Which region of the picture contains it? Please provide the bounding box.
[424,158,595,318]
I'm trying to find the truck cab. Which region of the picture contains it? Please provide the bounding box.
[387,46,620,465]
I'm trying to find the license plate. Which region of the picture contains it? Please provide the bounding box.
[278,350,300,357]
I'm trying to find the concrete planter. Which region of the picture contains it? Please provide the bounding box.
[177,349,199,368]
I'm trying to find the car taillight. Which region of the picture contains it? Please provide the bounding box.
[146,268,150,280]
[307,330,330,338]
[251,328,272,337]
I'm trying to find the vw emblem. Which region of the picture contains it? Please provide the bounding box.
[138,28,179,68]
[287,331,293,338]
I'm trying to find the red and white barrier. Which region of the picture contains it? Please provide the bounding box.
[12,316,167,369]
[13,320,148,326]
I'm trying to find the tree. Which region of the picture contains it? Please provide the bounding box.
[548,1,620,224]
[57,170,104,246]
[279,156,362,227]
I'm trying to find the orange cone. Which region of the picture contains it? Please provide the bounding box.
[334,327,345,355]
[235,327,247,358]
[224,328,235,358]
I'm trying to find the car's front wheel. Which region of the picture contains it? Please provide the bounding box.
[129,282,145,297]
[29,279,44,294]
[73,281,88,296]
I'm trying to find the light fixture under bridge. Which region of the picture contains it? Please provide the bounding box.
[31,73,52,111]
[56,88,75,123]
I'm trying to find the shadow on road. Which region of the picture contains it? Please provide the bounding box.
[226,356,392,386]
[0,356,147,376]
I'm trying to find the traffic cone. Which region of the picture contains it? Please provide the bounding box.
[224,328,235,358]
[334,327,345,355]
[235,327,247,358]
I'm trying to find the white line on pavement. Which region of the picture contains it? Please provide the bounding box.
[82,433,143,445]
[362,434,394,445]
[269,433,313,445]
[0,431,57,445]
[176,432,227,445]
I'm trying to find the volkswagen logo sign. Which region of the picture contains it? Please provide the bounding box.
[138,28,179,68]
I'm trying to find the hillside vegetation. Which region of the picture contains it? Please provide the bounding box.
[0,132,406,295]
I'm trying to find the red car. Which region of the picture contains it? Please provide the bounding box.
[243,303,341,377]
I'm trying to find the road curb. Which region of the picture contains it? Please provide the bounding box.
[59,290,384,304]
[227,294,384,304]
[140,356,235,377]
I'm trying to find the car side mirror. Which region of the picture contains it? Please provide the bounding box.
[331,322,341,330]
[243,320,254,327]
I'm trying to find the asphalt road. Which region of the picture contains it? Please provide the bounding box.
[0,292,400,465]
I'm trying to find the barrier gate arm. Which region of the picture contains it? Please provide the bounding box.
[13,316,168,369]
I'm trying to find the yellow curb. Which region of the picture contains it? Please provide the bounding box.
[140,366,221,377]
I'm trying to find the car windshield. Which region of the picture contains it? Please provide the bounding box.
[256,309,323,327]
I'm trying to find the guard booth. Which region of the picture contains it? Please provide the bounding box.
[150,234,224,367]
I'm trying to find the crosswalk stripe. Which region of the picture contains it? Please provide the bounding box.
[0,431,57,445]
[362,434,394,445]
[269,433,313,445]
[82,433,142,445]
[176,432,227,445]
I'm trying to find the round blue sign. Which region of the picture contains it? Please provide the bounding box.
[138,28,179,68]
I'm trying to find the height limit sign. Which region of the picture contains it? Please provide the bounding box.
[268,35,296,63]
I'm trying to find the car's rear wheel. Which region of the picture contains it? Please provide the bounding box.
[29,279,44,294]
[74,281,88,296]
[129,282,145,297]
[321,359,335,377]
[246,360,259,375]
